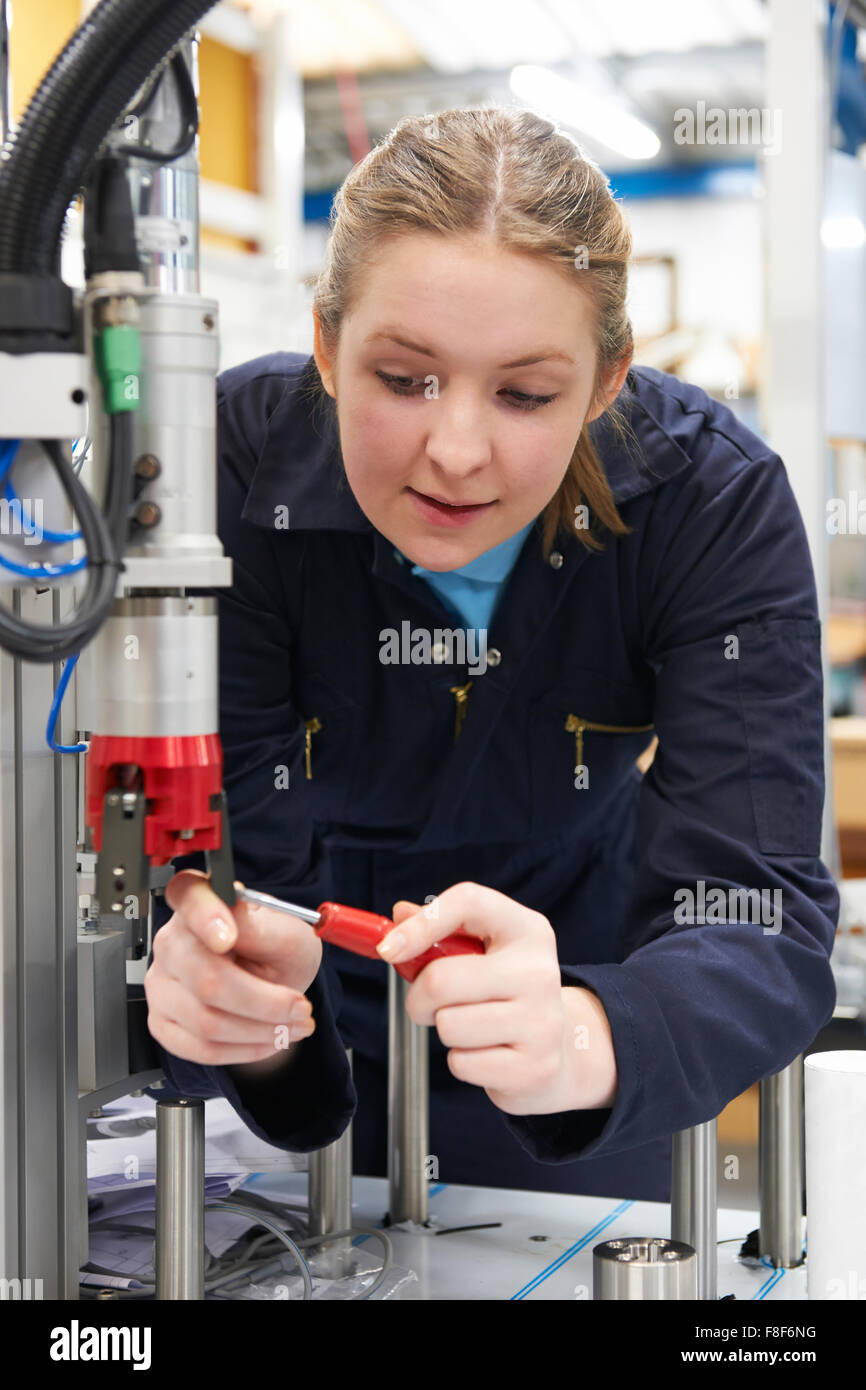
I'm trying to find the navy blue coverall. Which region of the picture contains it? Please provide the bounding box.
[146,352,839,1202]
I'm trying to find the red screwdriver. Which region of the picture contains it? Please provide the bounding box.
[233,881,485,983]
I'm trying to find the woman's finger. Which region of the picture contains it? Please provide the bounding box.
[164,869,239,953]
[157,923,312,1024]
[149,973,311,1048]
[446,1045,558,1097]
[378,881,548,964]
[228,900,321,966]
[147,1009,289,1068]
[404,953,515,1025]
[431,999,527,1050]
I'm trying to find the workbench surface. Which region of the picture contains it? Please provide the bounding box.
[241,1172,804,1301]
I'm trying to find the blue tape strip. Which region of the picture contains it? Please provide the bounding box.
[753,1265,786,1300]
[510,1199,635,1301]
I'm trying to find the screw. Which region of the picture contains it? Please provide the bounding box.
[134,453,161,480]
[134,500,161,527]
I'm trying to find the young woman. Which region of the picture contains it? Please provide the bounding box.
[144,106,839,1202]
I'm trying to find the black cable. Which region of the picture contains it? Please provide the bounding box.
[0,0,218,661]
[120,52,199,165]
[0,0,219,275]
[0,416,135,661]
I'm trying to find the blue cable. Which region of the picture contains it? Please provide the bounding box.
[2,436,83,539]
[0,438,84,564]
[1,438,89,747]
[0,552,88,578]
[46,651,88,754]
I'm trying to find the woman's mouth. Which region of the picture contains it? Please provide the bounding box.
[406,486,496,528]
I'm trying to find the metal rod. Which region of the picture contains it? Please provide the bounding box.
[308,1048,353,1276]
[0,0,10,146]
[155,1096,204,1299]
[387,971,429,1225]
[234,883,320,925]
[594,1237,697,1299]
[759,1058,805,1267]
[670,1119,717,1299]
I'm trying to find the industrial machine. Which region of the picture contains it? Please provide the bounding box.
[0,0,848,1305]
[0,0,236,1298]
[0,0,476,1297]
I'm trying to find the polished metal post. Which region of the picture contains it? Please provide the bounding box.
[0,0,10,145]
[1,588,83,1297]
[308,1048,353,1275]
[594,1238,697,1299]
[671,1119,717,1300]
[155,1097,204,1299]
[387,972,429,1224]
[759,1058,805,1267]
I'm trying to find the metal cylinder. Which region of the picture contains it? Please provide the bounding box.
[594,1237,697,1299]
[83,291,227,577]
[0,0,10,147]
[155,1097,204,1300]
[77,595,218,736]
[124,35,201,296]
[671,1119,717,1300]
[759,1057,805,1267]
[308,1048,353,1276]
[387,971,429,1225]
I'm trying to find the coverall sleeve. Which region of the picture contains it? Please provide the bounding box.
[144,376,355,1152]
[504,440,839,1165]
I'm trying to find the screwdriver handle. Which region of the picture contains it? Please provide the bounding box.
[314,902,485,983]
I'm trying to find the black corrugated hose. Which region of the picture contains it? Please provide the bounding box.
[0,0,218,275]
[0,0,218,660]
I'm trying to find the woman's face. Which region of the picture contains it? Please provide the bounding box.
[313,232,629,571]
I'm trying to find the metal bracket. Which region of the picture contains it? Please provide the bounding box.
[204,789,236,908]
[95,788,149,924]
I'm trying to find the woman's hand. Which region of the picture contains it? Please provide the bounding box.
[145,869,321,1072]
[378,882,617,1116]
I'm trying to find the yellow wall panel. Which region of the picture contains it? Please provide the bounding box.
[7,13,259,253]
[197,36,258,194]
[8,0,81,120]
[9,13,259,195]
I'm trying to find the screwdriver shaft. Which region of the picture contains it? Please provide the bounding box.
[233,883,321,926]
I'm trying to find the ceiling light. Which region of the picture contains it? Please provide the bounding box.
[509,64,660,161]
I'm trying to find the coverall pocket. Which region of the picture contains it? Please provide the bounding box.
[735,616,825,855]
[528,670,654,837]
[293,673,362,820]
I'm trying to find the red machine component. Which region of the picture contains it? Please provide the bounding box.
[85,732,224,861]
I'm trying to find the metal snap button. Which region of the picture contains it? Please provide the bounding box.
[549,551,563,569]
[431,641,449,663]
[486,648,502,667]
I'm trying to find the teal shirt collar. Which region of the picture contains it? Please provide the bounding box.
[400,518,535,583]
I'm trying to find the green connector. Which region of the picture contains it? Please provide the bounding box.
[94,323,141,414]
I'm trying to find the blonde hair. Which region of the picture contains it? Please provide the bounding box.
[306,105,636,559]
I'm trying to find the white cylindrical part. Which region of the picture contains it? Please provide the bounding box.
[805,1051,866,1300]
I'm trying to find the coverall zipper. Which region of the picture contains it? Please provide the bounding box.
[303,715,322,778]
[450,680,473,742]
[564,712,654,769]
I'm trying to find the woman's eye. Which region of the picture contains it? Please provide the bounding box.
[376,370,426,395]
[375,371,558,411]
[501,388,559,411]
